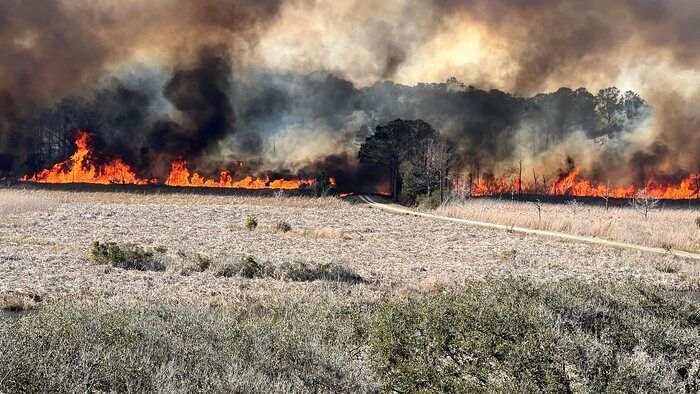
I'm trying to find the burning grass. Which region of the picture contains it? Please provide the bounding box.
[1,280,698,393]
[435,198,700,253]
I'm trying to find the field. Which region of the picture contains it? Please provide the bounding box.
[435,197,700,253]
[2,188,700,392]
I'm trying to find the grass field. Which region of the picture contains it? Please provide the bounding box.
[1,188,700,392]
[435,197,700,253]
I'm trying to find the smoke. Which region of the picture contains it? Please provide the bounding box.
[147,47,235,167]
[0,0,698,190]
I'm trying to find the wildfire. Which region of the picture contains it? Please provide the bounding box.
[164,160,328,189]
[549,167,699,199]
[21,131,332,190]
[456,167,699,199]
[20,130,154,185]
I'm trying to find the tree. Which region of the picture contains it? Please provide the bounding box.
[358,119,440,201]
[620,90,648,122]
[427,135,454,203]
[595,87,622,132]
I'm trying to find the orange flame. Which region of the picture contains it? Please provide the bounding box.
[20,130,154,185]
[164,160,331,190]
[455,167,698,199]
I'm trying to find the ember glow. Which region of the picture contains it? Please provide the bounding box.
[20,130,154,185]
[21,131,327,190]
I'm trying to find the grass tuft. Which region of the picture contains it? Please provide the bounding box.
[244,215,258,231]
[274,221,292,233]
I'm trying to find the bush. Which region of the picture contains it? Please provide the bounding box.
[695,216,700,229]
[1,280,698,393]
[274,221,292,233]
[278,261,364,284]
[416,191,441,210]
[654,260,681,273]
[213,256,269,279]
[244,215,258,231]
[368,280,700,393]
[0,299,375,393]
[90,242,166,271]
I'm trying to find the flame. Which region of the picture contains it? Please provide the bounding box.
[455,167,699,199]
[19,131,697,199]
[20,130,154,185]
[164,160,329,189]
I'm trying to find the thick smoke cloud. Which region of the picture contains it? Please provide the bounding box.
[148,48,235,162]
[0,0,698,190]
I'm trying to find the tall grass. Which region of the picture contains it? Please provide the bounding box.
[435,199,700,252]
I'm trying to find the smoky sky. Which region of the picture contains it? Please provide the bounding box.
[0,0,698,188]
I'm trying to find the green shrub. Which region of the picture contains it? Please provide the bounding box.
[278,261,364,284]
[238,256,263,278]
[368,280,700,393]
[0,299,375,393]
[1,280,698,393]
[274,221,292,233]
[213,256,269,279]
[695,216,700,228]
[153,245,168,253]
[244,215,258,231]
[90,242,166,271]
[416,191,441,210]
[499,249,518,263]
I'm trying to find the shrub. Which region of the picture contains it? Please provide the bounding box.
[416,191,441,210]
[0,299,375,393]
[368,280,700,393]
[274,221,292,233]
[243,215,258,231]
[499,249,518,263]
[654,260,681,273]
[1,280,698,393]
[278,261,364,284]
[90,242,166,271]
[695,216,700,228]
[213,256,269,279]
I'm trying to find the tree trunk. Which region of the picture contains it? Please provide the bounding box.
[439,168,444,203]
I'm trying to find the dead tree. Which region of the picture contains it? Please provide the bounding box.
[630,189,659,220]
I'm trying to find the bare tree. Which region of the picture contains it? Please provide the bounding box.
[630,188,659,220]
[602,179,611,211]
[428,135,454,203]
[531,168,539,195]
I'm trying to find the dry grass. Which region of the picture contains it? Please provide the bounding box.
[0,291,43,312]
[435,199,700,253]
[0,189,58,218]
[2,188,700,310]
[1,188,347,209]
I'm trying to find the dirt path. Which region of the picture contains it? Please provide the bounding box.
[359,195,700,261]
